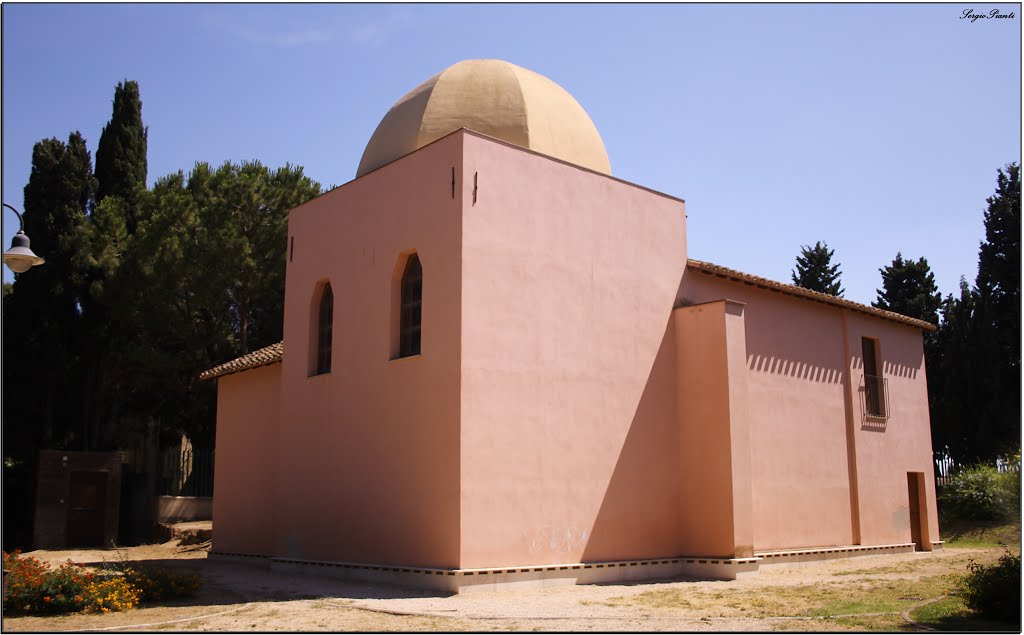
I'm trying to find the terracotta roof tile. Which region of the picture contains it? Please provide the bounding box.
[200,342,284,380]
[687,259,938,332]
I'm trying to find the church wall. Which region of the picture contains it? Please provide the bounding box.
[844,313,939,547]
[274,134,464,568]
[673,300,754,558]
[458,133,688,568]
[678,272,856,551]
[678,271,939,551]
[212,363,281,557]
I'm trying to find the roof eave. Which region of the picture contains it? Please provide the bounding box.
[199,342,285,381]
[686,259,938,332]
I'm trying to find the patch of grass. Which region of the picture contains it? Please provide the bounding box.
[910,595,1020,632]
[620,574,960,621]
[807,575,953,617]
[835,566,898,576]
[836,550,1001,578]
[832,614,910,631]
[613,588,694,610]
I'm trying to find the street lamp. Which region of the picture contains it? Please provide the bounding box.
[3,203,45,274]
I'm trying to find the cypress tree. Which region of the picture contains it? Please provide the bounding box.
[932,279,978,463]
[3,132,95,450]
[77,80,148,449]
[971,163,1021,459]
[873,253,944,467]
[975,163,1020,376]
[3,133,95,548]
[94,80,147,211]
[791,241,844,296]
[873,253,941,325]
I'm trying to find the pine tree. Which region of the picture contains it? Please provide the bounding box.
[873,253,941,324]
[106,161,321,447]
[94,80,147,210]
[791,241,844,296]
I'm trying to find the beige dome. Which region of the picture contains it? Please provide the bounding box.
[357,59,611,177]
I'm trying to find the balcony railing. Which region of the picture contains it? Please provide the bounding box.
[860,373,889,421]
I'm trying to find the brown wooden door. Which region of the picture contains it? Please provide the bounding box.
[67,470,107,547]
[907,472,931,551]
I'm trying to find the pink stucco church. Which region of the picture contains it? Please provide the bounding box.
[202,59,941,592]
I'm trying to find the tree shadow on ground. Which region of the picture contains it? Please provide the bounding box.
[915,613,1020,632]
[66,555,453,609]
[938,518,1021,546]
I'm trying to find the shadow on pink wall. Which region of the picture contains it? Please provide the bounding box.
[580,328,681,563]
[570,310,928,563]
[848,353,921,380]
[746,353,843,384]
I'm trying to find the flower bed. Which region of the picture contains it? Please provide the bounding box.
[2,551,202,616]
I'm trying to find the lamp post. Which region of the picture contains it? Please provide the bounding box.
[3,203,45,273]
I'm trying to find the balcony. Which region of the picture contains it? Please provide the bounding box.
[859,373,889,422]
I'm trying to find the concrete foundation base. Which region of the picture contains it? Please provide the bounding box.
[210,542,927,592]
[208,554,763,593]
[755,542,916,569]
[209,551,272,567]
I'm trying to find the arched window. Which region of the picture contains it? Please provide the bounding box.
[399,255,422,357]
[316,283,333,374]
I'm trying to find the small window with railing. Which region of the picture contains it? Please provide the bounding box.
[861,336,888,420]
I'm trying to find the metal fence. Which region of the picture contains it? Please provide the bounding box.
[933,451,1018,488]
[159,446,214,497]
[934,452,957,487]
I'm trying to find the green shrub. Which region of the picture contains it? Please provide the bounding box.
[958,549,1021,624]
[939,464,1017,521]
[998,452,1021,517]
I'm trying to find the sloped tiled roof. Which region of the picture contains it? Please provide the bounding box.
[199,342,284,380]
[687,259,938,332]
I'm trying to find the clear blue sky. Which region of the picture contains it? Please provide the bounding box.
[2,3,1020,304]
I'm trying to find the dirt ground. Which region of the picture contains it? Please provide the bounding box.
[1,539,1003,632]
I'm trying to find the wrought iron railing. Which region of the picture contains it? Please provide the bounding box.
[158,446,214,497]
[934,451,956,487]
[860,373,889,420]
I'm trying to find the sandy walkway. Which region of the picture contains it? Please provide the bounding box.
[1,542,995,632]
